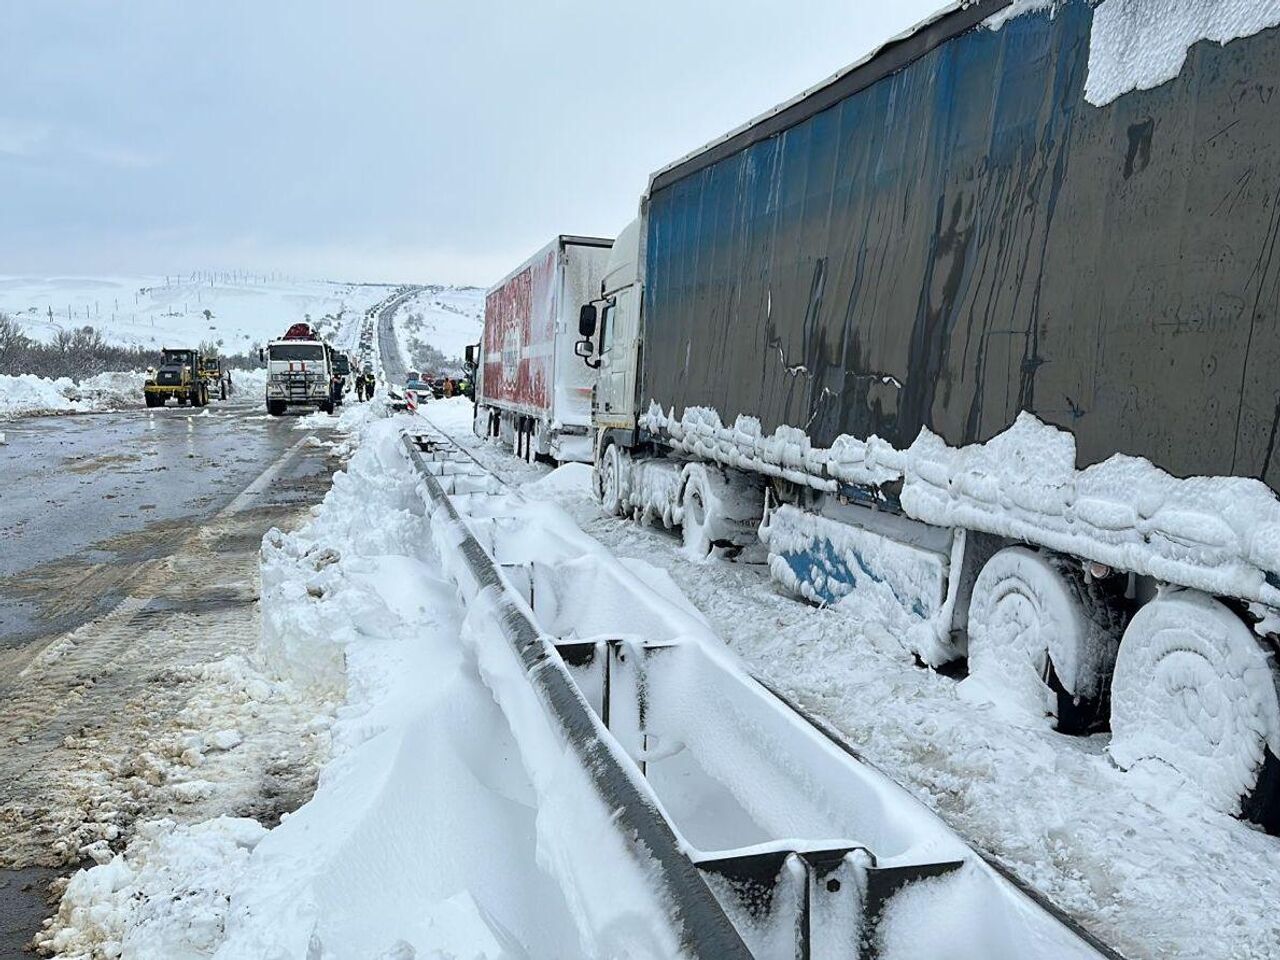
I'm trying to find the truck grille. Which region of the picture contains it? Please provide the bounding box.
[158,370,181,384]
[279,371,320,401]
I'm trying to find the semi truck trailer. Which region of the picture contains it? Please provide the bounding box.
[476,235,613,463]
[575,0,1280,831]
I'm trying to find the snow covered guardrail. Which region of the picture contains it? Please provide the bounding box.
[399,430,754,960]
[399,424,1128,959]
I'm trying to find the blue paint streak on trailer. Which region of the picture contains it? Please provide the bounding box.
[781,538,929,620]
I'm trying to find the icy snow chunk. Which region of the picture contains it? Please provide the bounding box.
[523,462,593,502]
[208,729,243,751]
[1086,0,1280,106]
[985,0,1059,30]
[170,779,214,803]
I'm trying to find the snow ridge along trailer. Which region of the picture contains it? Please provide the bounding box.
[576,0,1280,831]
[476,234,613,463]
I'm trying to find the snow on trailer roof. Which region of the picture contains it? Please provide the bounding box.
[646,0,985,194]
[486,234,614,296]
[648,0,1280,194]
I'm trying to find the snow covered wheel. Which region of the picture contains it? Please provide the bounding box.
[1110,590,1280,828]
[678,463,765,562]
[966,547,1124,733]
[596,443,624,517]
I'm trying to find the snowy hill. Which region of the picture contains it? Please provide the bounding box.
[0,274,399,356]
[393,285,484,373]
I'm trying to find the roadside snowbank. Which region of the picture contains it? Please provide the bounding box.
[42,413,586,959]
[0,371,145,419]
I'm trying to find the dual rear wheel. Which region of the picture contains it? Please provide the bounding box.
[968,545,1280,828]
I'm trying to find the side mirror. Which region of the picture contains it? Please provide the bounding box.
[258,347,264,363]
[578,303,598,338]
[574,339,595,358]
[464,344,477,366]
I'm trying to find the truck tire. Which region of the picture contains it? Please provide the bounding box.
[320,401,335,415]
[678,463,766,561]
[267,400,286,417]
[177,395,188,406]
[220,381,227,401]
[596,443,625,516]
[1110,590,1280,830]
[965,547,1124,733]
[144,393,158,408]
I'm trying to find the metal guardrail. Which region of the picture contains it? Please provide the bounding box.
[400,432,755,959]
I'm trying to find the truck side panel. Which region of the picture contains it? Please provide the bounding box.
[482,243,557,417]
[639,0,1280,488]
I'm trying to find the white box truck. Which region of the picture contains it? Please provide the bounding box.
[475,235,612,463]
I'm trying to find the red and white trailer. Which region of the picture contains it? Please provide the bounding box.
[476,234,612,462]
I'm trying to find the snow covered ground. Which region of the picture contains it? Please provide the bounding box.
[36,396,1280,958]
[0,369,269,421]
[420,401,1280,960]
[38,403,592,959]
[0,372,146,419]
[391,284,483,371]
[0,275,398,354]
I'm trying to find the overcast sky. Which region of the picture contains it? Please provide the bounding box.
[5,1,943,286]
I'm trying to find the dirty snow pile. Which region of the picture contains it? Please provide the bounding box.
[38,414,586,959]
[0,371,145,418]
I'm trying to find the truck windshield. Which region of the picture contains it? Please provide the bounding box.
[270,344,324,362]
[161,350,193,365]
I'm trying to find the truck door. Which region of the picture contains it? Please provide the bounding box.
[596,283,639,429]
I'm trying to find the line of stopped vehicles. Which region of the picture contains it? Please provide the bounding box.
[465,0,1280,835]
[141,321,379,412]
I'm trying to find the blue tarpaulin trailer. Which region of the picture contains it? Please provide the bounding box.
[639,0,1280,486]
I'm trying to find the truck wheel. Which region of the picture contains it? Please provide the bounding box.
[320,401,334,415]
[678,463,766,561]
[220,382,227,401]
[1110,590,1280,829]
[965,547,1124,733]
[267,400,286,417]
[177,395,188,406]
[596,443,625,516]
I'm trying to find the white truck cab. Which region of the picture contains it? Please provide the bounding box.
[578,217,642,432]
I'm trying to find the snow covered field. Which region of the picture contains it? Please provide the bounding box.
[0,275,398,354]
[392,285,483,370]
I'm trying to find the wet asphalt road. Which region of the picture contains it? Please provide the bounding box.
[377,290,410,381]
[0,392,344,955]
[0,393,333,652]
